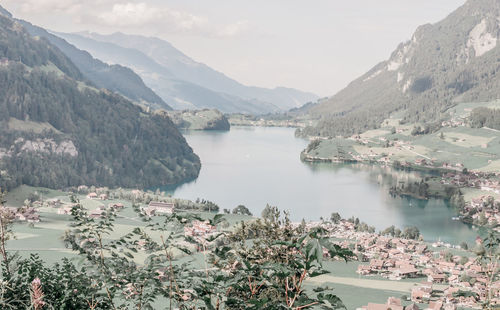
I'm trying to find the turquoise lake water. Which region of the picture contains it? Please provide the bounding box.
[167,126,481,244]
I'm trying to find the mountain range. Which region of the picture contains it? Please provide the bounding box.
[302,0,500,137]
[56,31,319,114]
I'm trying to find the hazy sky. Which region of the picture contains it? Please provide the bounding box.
[2,0,466,96]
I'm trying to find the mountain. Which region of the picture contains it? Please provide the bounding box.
[0,10,200,190]
[302,0,500,137]
[14,20,170,110]
[57,31,319,113]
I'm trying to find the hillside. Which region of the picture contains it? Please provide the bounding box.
[0,13,200,190]
[13,19,171,110]
[302,0,500,137]
[57,32,319,113]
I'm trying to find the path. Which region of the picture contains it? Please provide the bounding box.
[484,127,500,133]
[307,275,446,293]
[402,146,431,160]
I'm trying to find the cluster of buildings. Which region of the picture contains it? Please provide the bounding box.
[184,220,217,238]
[357,297,421,310]
[294,219,499,309]
[3,206,41,223]
[441,118,467,128]
[86,192,109,200]
[440,171,499,189]
[438,171,500,228]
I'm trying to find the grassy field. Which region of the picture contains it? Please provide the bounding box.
[5,186,253,265]
[307,99,500,173]
[311,123,500,172]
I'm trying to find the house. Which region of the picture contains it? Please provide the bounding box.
[393,266,419,278]
[108,203,124,210]
[370,259,385,271]
[426,301,443,310]
[411,288,431,302]
[87,193,98,199]
[99,194,108,200]
[358,297,404,310]
[405,303,420,310]
[90,208,105,219]
[415,158,427,166]
[148,201,174,214]
[57,206,74,215]
[428,273,447,284]
[26,213,40,223]
[357,265,372,275]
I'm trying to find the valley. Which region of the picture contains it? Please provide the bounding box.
[0,0,499,309]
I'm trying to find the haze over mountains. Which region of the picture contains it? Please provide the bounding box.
[56,31,319,114]
[303,0,500,137]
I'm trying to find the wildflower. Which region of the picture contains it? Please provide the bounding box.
[30,278,45,310]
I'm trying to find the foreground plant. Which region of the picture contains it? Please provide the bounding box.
[189,207,354,309]
[1,191,353,309]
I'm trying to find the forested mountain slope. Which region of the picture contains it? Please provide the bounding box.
[0,12,200,190]
[302,0,500,137]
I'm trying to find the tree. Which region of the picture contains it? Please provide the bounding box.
[401,226,421,240]
[205,210,353,309]
[261,204,278,221]
[381,225,396,237]
[330,212,341,224]
[475,231,500,309]
[233,204,252,216]
[460,241,469,250]
[0,189,15,274]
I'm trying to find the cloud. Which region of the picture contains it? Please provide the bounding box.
[217,20,249,37]
[95,2,247,37]
[14,0,83,14]
[97,3,206,31]
[3,0,249,37]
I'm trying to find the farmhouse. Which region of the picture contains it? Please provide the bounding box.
[108,203,125,210]
[357,297,405,310]
[89,208,105,219]
[57,205,74,215]
[144,201,175,216]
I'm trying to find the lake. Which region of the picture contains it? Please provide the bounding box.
[166,126,481,244]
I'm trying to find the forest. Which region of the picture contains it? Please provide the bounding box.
[470,107,500,130]
[0,15,200,190]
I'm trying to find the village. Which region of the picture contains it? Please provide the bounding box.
[290,219,499,310]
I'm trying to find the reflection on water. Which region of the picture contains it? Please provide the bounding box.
[164,127,481,244]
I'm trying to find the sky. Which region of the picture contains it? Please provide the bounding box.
[1,0,466,96]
